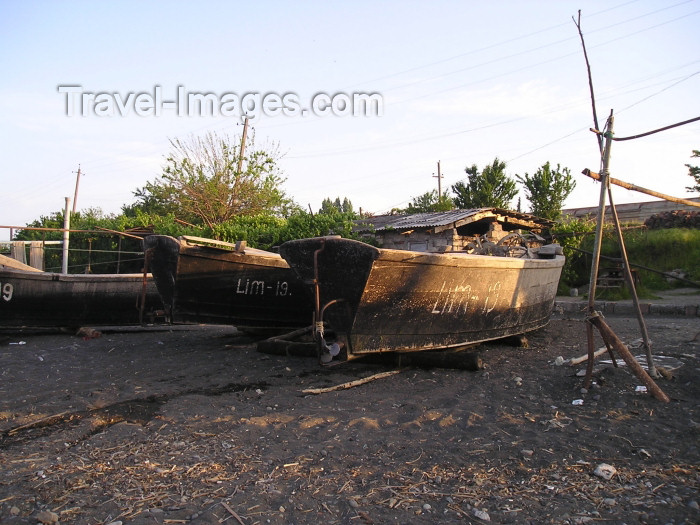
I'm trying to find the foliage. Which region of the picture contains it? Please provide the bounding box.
[320,197,355,215]
[686,149,700,192]
[208,209,363,250]
[10,206,369,273]
[404,190,453,213]
[549,216,597,291]
[516,162,575,220]
[209,214,288,249]
[127,131,296,228]
[614,227,700,288]
[13,208,151,273]
[452,158,518,209]
[552,222,700,298]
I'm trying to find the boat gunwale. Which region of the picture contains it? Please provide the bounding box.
[0,269,152,282]
[282,236,564,270]
[179,235,283,259]
[177,248,288,267]
[373,248,565,269]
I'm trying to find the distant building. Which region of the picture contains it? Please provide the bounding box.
[562,197,700,224]
[354,208,551,252]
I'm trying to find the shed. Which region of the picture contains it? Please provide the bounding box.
[354,208,552,252]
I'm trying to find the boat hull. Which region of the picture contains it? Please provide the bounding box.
[144,235,313,332]
[280,237,565,357]
[0,269,161,328]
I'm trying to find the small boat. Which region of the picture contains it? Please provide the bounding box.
[279,236,565,361]
[0,254,162,328]
[143,235,314,333]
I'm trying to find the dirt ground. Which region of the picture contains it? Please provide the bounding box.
[0,312,698,525]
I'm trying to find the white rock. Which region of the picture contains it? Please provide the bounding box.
[473,508,490,521]
[593,463,617,480]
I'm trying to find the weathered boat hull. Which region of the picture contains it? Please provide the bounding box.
[279,236,565,358]
[144,235,313,332]
[0,268,161,328]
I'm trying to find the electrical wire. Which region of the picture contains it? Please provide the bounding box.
[612,116,700,141]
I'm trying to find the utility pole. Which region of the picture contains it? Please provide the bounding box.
[433,160,443,197]
[72,165,84,214]
[62,197,71,274]
[237,117,249,174]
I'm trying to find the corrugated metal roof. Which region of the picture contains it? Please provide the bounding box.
[354,208,551,232]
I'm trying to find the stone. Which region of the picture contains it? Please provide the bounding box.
[36,510,59,524]
[473,508,490,521]
[593,463,617,480]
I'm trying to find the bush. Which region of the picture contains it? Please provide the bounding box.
[553,224,700,298]
[550,217,597,292]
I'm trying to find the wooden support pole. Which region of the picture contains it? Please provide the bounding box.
[605,185,658,377]
[588,314,670,403]
[61,197,71,275]
[237,116,249,174]
[584,115,614,387]
[582,169,700,208]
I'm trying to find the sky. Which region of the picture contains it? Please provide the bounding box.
[1,0,699,237]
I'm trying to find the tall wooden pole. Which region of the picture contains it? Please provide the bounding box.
[433,160,443,197]
[237,117,249,174]
[584,114,613,387]
[72,165,83,215]
[605,185,657,377]
[62,197,71,274]
[587,114,614,314]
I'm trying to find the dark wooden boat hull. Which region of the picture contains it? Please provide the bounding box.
[279,237,565,358]
[144,235,313,332]
[0,269,161,328]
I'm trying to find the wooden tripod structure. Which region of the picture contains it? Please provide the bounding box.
[582,114,669,403]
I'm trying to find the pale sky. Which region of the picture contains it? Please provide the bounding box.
[1,0,699,234]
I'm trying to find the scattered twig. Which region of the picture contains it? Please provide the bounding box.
[301,370,401,394]
[219,501,245,525]
[7,410,72,435]
[568,346,608,366]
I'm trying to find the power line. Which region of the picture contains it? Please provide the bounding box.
[611,116,700,141]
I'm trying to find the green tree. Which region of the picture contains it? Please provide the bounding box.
[15,208,149,273]
[516,162,576,220]
[128,131,296,228]
[686,149,700,192]
[452,158,517,209]
[405,190,453,213]
[319,197,355,215]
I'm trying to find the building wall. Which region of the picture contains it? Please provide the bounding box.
[371,222,509,252]
[562,197,700,223]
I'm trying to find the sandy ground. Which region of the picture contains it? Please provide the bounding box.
[0,311,698,525]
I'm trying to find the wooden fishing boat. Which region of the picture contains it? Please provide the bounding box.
[0,254,161,328]
[279,236,565,361]
[143,235,313,332]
